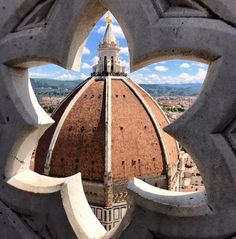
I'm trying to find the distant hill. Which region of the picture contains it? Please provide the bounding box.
[140,83,202,97]
[31,78,83,90]
[157,83,201,89]
[30,78,202,99]
[30,78,83,100]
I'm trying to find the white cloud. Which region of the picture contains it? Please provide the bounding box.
[29,72,54,78]
[191,62,207,68]
[83,47,91,55]
[196,68,208,80]
[97,23,125,39]
[120,59,130,72]
[130,72,146,84]
[179,72,190,78]
[154,66,168,72]
[161,68,207,84]
[131,72,161,84]
[149,73,161,82]
[97,26,106,34]
[120,47,129,56]
[80,73,88,80]
[131,68,207,84]
[81,62,92,69]
[91,56,99,65]
[180,63,191,68]
[55,73,78,81]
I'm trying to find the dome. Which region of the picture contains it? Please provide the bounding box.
[34,76,179,204]
[33,17,180,229]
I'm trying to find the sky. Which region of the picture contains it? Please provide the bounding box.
[29,12,208,85]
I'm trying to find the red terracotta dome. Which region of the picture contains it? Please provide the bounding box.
[34,76,179,204]
[34,17,179,219]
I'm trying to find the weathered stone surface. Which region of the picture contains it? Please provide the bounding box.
[0,0,236,238]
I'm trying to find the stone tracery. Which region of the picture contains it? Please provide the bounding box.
[0,0,236,238]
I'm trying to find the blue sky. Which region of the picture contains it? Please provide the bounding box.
[29,12,208,84]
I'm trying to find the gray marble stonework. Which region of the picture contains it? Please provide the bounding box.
[0,0,236,238]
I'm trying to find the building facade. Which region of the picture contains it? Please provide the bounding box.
[34,16,180,230]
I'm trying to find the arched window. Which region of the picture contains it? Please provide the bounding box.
[111,56,114,73]
[104,56,107,73]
